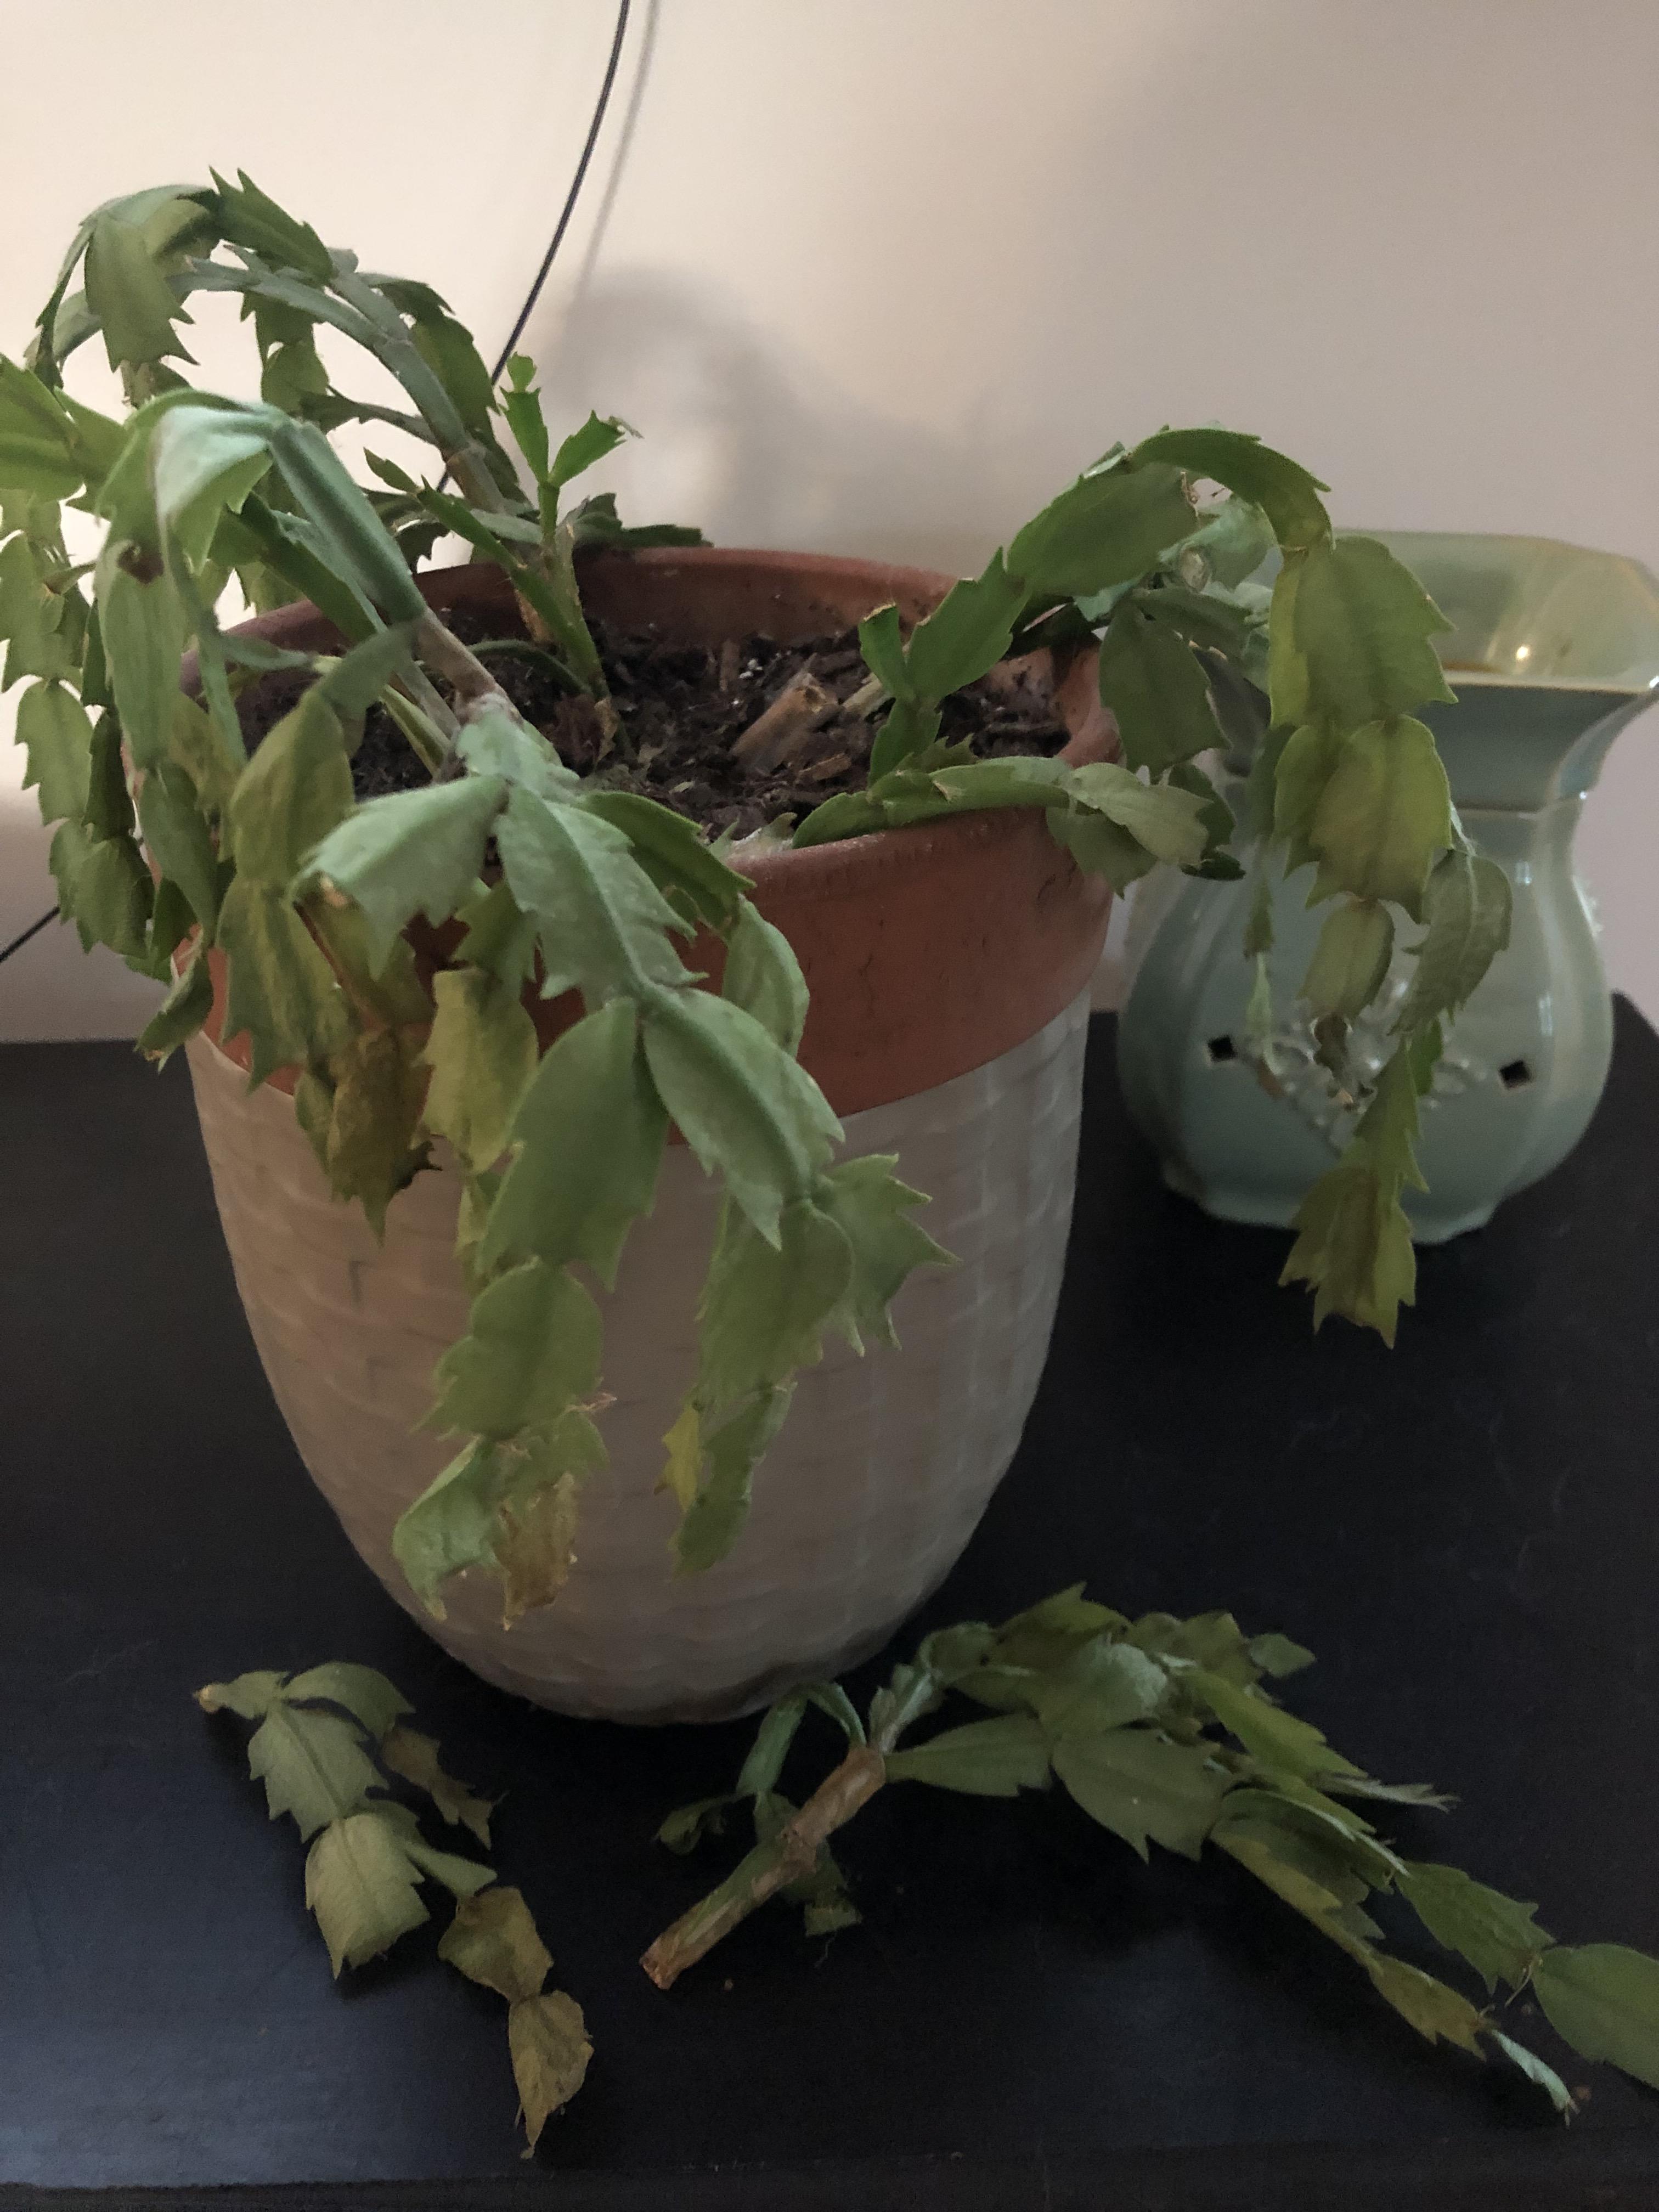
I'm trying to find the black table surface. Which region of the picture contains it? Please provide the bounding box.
[6,1006,1659,2210]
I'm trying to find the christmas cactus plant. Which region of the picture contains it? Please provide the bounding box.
[7,176,1504,1634]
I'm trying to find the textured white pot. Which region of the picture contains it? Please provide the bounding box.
[186,993,1090,1723]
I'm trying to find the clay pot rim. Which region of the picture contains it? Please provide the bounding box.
[189,548,1115,1109]
[208,549,1109,902]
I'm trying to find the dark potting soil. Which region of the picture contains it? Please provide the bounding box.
[238,608,1071,839]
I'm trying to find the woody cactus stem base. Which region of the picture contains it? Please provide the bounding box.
[185,996,1090,1724]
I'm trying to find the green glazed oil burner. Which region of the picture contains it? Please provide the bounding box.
[1118,533,1659,1241]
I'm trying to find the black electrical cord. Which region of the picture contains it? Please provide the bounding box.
[2,0,633,978]
[488,0,632,384]
[0,906,57,965]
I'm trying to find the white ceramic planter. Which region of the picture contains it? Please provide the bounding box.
[186,993,1090,1723]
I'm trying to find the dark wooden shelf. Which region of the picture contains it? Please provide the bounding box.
[5,1008,1658,2207]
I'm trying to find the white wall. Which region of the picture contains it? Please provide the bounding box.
[3,0,1656,1036]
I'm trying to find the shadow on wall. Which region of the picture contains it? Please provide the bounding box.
[536,270,1043,575]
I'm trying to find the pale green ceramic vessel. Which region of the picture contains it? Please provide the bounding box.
[1116,533,1659,1241]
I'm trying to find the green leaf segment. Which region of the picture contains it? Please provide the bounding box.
[325,736,955,1615]
[814,428,1508,1344]
[5,179,1510,1637]
[644,1588,1659,2125]
[196,1662,589,2149]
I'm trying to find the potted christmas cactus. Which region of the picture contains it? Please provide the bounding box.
[24,172,1659,2165]
[8,176,1500,1722]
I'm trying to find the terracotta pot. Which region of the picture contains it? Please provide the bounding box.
[185,552,1113,1720]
